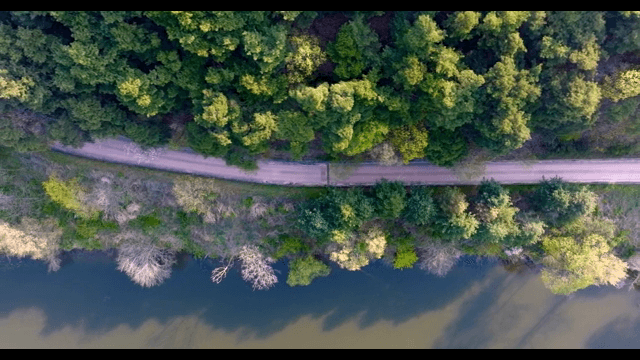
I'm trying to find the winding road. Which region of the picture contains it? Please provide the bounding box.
[51,137,640,186]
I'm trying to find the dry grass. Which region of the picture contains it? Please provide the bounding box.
[596,186,640,246]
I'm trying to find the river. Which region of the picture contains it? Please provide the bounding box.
[0,251,639,348]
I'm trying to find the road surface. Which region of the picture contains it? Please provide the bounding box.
[51,137,640,186]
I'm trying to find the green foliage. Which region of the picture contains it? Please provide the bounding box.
[445,11,481,41]
[403,187,436,225]
[434,187,479,240]
[541,234,627,295]
[602,70,640,102]
[327,14,381,79]
[130,213,163,231]
[42,174,94,219]
[343,120,389,156]
[286,256,330,286]
[388,123,429,164]
[124,121,169,149]
[372,180,406,219]
[424,128,469,167]
[272,235,311,260]
[472,180,520,245]
[531,177,597,225]
[606,97,640,122]
[224,146,258,171]
[475,56,541,153]
[394,242,418,269]
[186,122,230,158]
[297,187,374,241]
[285,34,326,84]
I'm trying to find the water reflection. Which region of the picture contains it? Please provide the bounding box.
[0,251,639,348]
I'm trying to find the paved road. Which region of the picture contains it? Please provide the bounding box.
[51,137,640,186]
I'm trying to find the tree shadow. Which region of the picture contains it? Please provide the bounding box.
[0,251,504,345]
[585,314,640,348]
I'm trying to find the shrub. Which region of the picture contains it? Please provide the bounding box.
[272,235,311,260]
[42,175,95,218]
[394,243,419,269]
[286,256,331,286]
[117,240,176,287]
[0,217,61,260]
[238,245,278,290]
[418,242,463,277]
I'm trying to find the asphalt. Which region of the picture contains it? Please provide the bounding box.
[50,138,640,186]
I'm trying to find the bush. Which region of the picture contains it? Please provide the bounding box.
[394,243,418,269]
[42,175,95,218]
[130,213,163,231]
[272,235,311,260]
[286,256,331,286]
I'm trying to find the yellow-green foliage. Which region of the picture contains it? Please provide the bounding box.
[0,217,61,259]
[42,174,94,218]
[286,256,330,286]
[389,123,429,164]
[541,234,628,294]
[394,244,418,269]
[602,70,640,102]
[328,226,387,270]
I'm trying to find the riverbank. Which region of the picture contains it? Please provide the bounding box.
[0,147,638,295]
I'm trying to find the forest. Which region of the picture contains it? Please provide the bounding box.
[2,11,640,296]
[2,11,640,167]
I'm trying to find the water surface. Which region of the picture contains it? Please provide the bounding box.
[0,252,639,348]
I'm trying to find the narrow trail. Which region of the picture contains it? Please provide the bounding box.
[51,137,640,187]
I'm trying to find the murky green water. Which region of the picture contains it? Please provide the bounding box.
[0,251,639,348]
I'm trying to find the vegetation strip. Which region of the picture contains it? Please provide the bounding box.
[0,148,639,296]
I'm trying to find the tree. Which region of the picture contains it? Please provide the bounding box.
[472,179,520,244]
[238,244,278,290]
[285,34,327,84]
[327,13,381,79]
[541,234,627,295]
[388,123,429,164]
[403,187,436,226]
[424,128,469,167]
[343,120,389,156]
[418,241,463,277]
[445,11,481,41]
[286,256,331,286]
[602,70,640,102]
[475,56,541,154]
[434,187,479,240]
[368,142,401,166]
[240,111,277,149]
[117,239,176,287]
[0,109,50,152]
[531,177,597,225]
[328,226,387,271]
[372,180,406,219]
